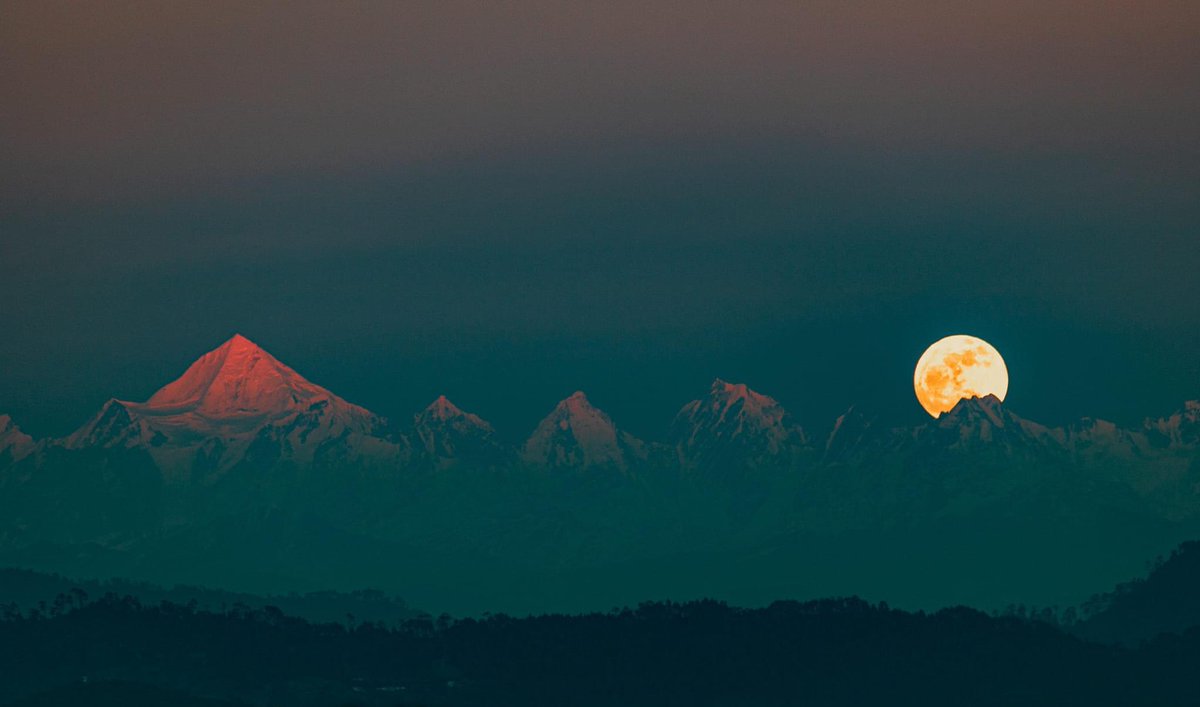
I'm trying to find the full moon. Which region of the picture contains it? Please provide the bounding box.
[913,335,1009,418]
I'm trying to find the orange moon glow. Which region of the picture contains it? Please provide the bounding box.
[913,335,1009,418]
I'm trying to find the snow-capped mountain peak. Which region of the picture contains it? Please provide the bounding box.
[558,390,596,416]
[550,392,615,441]
[62,335,398,479]
[671,379,806,471]
[521,392,642,471]
[413,396,501,470]
[415,395,492,432]
[143,334,345,419]
[422,395,467,422]
[708,379,781,417]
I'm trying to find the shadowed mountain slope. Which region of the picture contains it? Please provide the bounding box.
[1074,541,1200,645]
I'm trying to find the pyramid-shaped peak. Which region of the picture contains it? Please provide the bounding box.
[418,396,490,429]
[537,392,611,430]
[60,337,390,471]
[425,395,463,416]
[548,391,621,426]
[535,390,612,419]
[142,335,336,418]
[523,391,636,471]
[223,332,265,351]
[413,395,498,469]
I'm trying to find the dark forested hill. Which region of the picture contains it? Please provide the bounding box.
[1073,541,1200,645]
[2,682,248,707]
[0,567,417,627]
[2,593,1200,707]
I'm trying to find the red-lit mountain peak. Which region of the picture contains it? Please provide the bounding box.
[0,414,35,462]
[415,395,494,438]
[705,378,790,428]
[669,379,807,472]
[522,391,643,471]
[421,395,468,422]
[63,335,397,478]
[677,380,803,445]
[143,334,337,419]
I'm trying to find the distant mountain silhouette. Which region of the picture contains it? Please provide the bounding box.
[1074,541,1200,645]
[0,567,418,627]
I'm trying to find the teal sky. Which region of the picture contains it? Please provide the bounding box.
[1,2,1197,439]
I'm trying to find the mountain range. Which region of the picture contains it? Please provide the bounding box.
[2,336,826,479]
[7,334,1196,481]
[1,334,1198,615]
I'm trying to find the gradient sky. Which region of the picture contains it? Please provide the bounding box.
[1,1,1198,441]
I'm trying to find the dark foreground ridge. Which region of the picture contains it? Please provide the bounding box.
[0,567,419,628]
[6,541,1200,706]
[1073,540,1200,645]
[2,591,1200,707]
